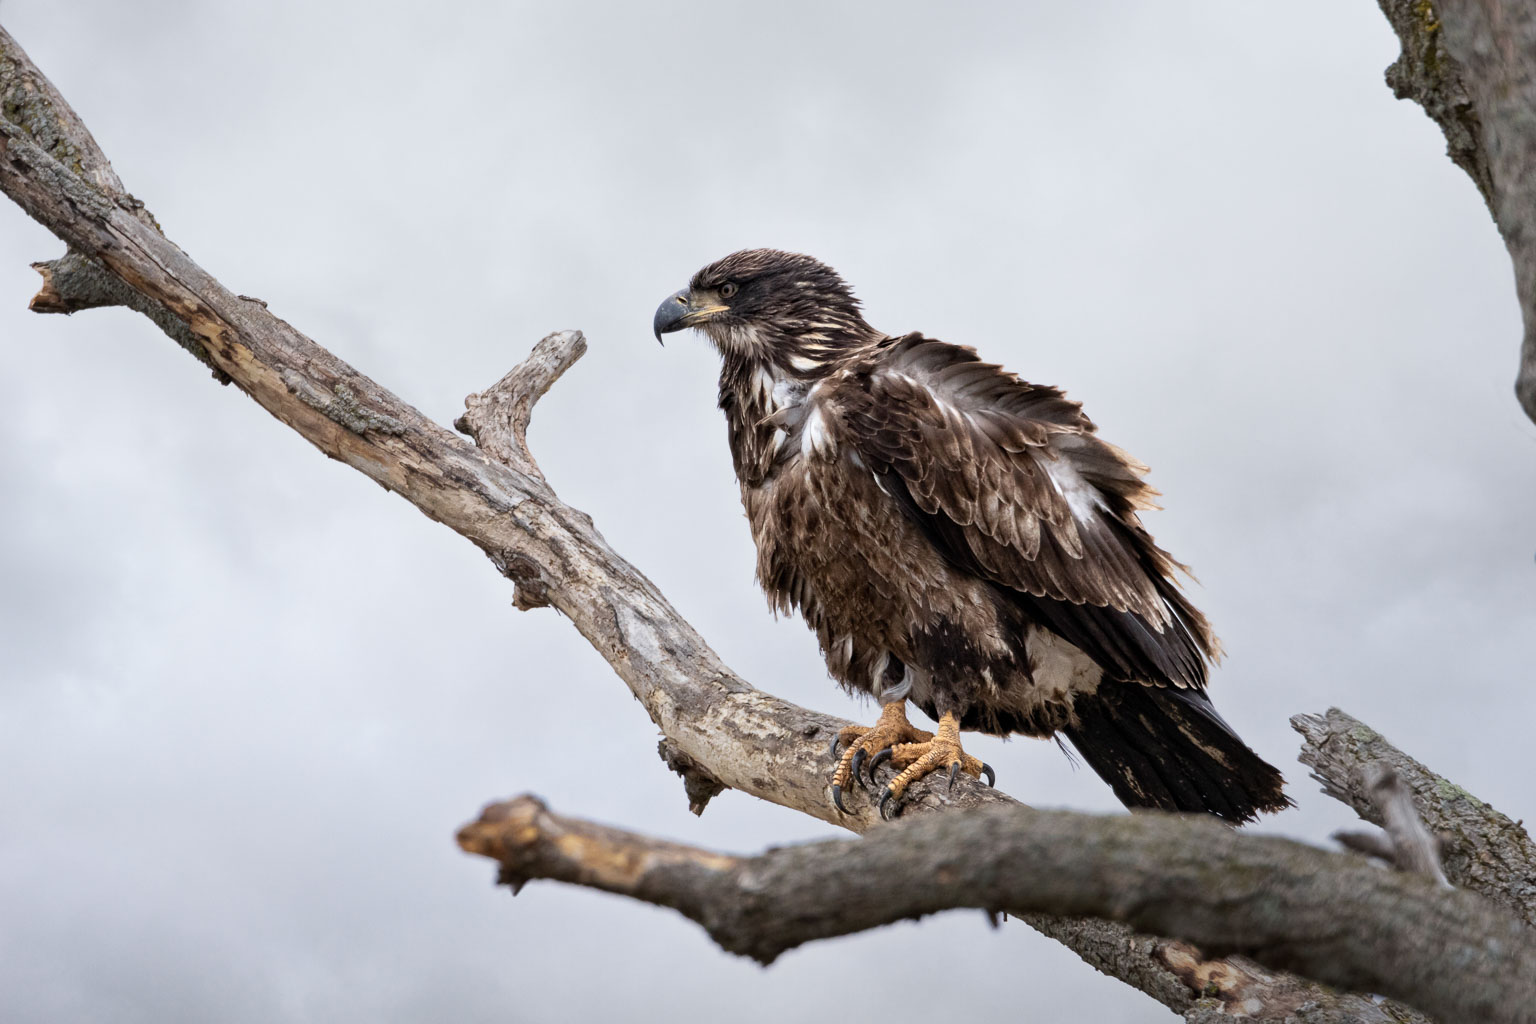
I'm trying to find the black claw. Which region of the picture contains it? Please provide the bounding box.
[832,784,849,815]
[827,733,842,759]
[866,747,893,784]
[878,787,897,821]
[947,761,962,792]
[980,763,996,787]
[850,748,867,788]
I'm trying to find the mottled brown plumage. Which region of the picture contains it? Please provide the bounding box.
[654,249,1289,821]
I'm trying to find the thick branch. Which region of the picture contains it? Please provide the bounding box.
[0,26,224,376]
[0,24,126,196]
[461,795,1536,1024]
[1294,708,1536,925]
[1375,0,1536,423]
[1008,921,1417,1023]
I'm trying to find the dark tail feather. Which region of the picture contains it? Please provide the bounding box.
[1063,684,1291,823]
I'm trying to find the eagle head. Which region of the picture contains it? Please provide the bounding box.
[653,249,873,368]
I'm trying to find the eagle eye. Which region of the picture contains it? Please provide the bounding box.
[719,281,739,299]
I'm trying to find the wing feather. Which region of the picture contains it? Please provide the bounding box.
[833,333,1218,689]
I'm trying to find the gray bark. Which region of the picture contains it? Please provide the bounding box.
[1334,765,1450,886]
[1295,708,1536,925]
[1375,0,1536,423]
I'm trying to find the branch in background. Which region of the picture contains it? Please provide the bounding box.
[1294,708,1536,925]
[459,795,1536,1024]
[1334,764,1450,885]
[1375,0,1492,207]
[991,918,1422,1023]
[1374,0,1536,423]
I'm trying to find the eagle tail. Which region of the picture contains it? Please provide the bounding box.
[1063,685,1291,823]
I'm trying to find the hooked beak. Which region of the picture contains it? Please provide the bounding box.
[652,288,727,345]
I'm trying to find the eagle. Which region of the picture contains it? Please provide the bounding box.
[653,249,1288,822]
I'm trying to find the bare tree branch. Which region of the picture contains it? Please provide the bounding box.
[454,330,587,483]
[1374,0,1536,423]
[1333,765,1451,885]
[5,24,989,833]
[1295,708,1536,925]
[459,795,1536,1024]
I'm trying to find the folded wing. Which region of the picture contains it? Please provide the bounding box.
[837,334,1218,690]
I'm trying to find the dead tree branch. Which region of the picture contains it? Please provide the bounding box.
[5,23,994,834]
[460,795,1536,1024]
[455,331,588,482]
[1334,765,1450,885]
[1295,708,1536,925]
[1375,0,1536,423]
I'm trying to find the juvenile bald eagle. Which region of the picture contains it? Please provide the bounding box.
[654,249,1288,822]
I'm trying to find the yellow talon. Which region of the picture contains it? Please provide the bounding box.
[878,712,991,817]
[828,702,933,812]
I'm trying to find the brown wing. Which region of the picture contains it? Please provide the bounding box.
[834,334,1218,689]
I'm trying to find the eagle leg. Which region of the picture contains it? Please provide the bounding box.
[828,702,933,814]
[875,711,993,820]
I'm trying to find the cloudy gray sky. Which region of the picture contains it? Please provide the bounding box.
[2,2,1533,1021]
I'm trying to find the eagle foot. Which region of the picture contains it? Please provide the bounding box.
[874,711,993,820]
[828,702,933,815]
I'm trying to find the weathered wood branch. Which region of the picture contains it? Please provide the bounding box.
[1375,0,1536,423]
[0,26,226,380]
[1295,708,1536,925]
[455,330,588,482]
[1334,765,1450,885]
[4,26,1002,834]
[460,794,1536,1024]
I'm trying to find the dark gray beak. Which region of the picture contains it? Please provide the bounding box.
[653,289,692,345]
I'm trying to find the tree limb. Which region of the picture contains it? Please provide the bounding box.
[455,330,588,482]
[5,25,990,833]
[1294,708,1536,925]
[1334,765,1450,885]
[459,794,1536,1024]
[1374,0,1536,423]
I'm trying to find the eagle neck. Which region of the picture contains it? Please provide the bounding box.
[714,323,878,485]
[716,353,821,487]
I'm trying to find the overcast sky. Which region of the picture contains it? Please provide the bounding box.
[3,2,1534,1022]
